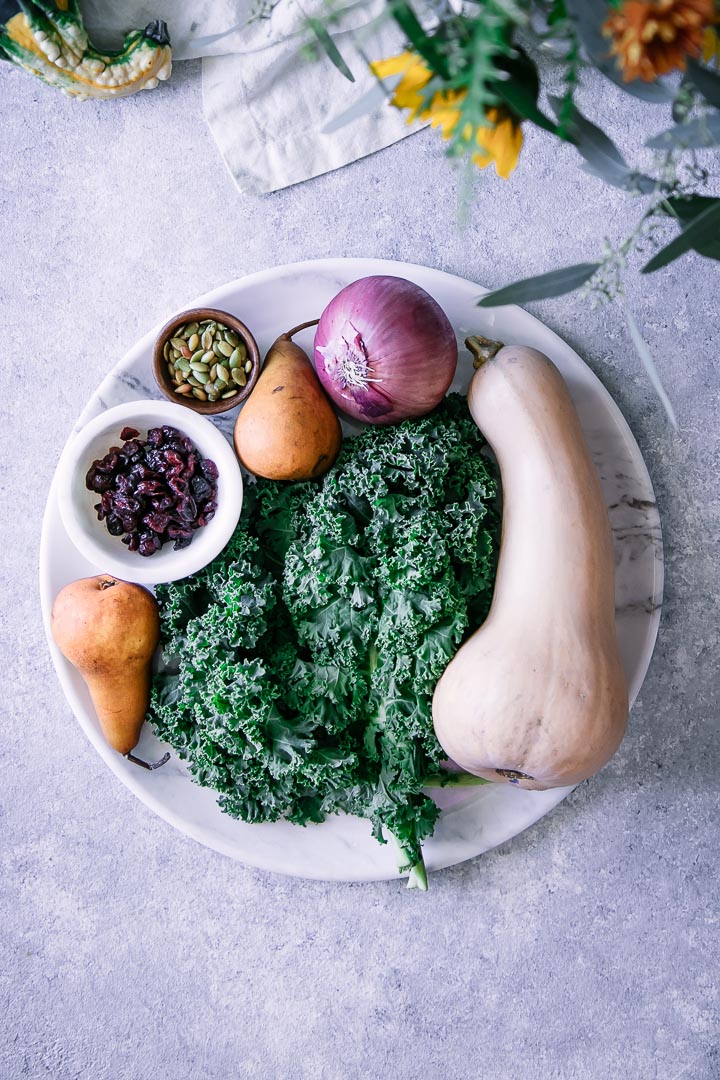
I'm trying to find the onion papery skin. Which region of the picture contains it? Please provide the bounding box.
[313,276,458,425]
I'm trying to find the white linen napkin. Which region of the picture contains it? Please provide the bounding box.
[81,1,421,194]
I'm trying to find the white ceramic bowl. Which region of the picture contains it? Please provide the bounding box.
[56,400,243,585]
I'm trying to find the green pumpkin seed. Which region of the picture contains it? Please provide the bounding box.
[209,363,218,381]
[215,363,229,383]
[187,375,203,388]
[183,321,199,338]
[168,362,176,378]
[170,337,186,351]
[192,388,208,401]
[190,360,209,372]
[221,389,238,399]
[232,368,247,387]
[224,330,240,348]
[187,333,200,352]
[190,349,205,363]
[201,329,214,351]
[194,369,211,384]
[216,339,234,358]
[244,360,253,373]
[175,383,192,395]
[163,341,171,362]
[212,340,225,358]
[229,347,244,368]
[201,350,215,364]
[175,359,191,373]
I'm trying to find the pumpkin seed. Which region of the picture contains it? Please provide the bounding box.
[187,375,203,388]
[168,362,176,378]
[212,340,225,358]
[202,350,215,364]
[190,360,209,372]
[170,337,186,351]
[194,369,211,384]
[209,363,218,381]
[192,388,208,401]
[207,387,219,402]
[215,363,230,383]
[173,371,184,385]
[224,330,240,348]
[201,329,214,351]
[216,339,234,358]
[229,347,244,368]
[163,341,171,362]
[175,360,191,375]
[221,389,238,399]
[244,360,252,374]
[232,368,247,387]
[187,333,200,352]
[190,349,205,364]
[183,321,199,338]
[175,383,192,395]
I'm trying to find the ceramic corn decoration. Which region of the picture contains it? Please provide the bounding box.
[0,0,171,99]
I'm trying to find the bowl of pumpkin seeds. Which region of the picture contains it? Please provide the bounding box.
[153,308,261,415]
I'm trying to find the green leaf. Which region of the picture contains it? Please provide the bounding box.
[646,111,720,150]
[548,96,654,191]
[642,200,720,272]
[495,50,558,133]
[686,59,720,109]
[477,262,600,306]
[622,303,677,428]
[389,1,449,79]
[307,17,354,82]
[322,72,403,134]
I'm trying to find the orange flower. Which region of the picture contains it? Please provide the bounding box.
[603,0,717,81]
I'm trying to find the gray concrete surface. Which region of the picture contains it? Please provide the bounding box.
[1,54,718,1080]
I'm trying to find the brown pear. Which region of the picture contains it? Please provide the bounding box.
[51,575,160,758]
[233,324,342,481]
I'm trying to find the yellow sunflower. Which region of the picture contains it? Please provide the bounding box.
[371,51,523,180]
[703,26,720,64]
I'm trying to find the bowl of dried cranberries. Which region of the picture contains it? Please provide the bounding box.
[56,400,243,584]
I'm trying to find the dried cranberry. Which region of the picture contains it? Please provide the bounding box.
[86,425,218,557]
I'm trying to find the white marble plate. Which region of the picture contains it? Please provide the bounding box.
[39,259,663,883]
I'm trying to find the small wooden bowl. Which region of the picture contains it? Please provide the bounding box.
[153,307,261,416]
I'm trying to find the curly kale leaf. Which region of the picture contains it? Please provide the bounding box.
[149,395,500,887]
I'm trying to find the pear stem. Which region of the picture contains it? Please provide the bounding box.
[125,751,171,771]
[285,318,320,340]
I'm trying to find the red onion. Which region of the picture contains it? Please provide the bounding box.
[313,276,458,425]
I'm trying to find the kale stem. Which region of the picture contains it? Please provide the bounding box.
[406,855,428,892]
[423,772,489,787]
[389,831,429,891]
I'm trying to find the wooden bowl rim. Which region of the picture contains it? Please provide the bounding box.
[152,307,261,415]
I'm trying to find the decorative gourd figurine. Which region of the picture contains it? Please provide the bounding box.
[0,0,172,99]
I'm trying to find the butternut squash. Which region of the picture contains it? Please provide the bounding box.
[51,574,168,768]
[432,338,628,790]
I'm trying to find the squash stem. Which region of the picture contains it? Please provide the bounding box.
[465,335,504,369]
[125,751,171,771]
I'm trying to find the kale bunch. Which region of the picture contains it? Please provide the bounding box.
[149,395,500,887]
